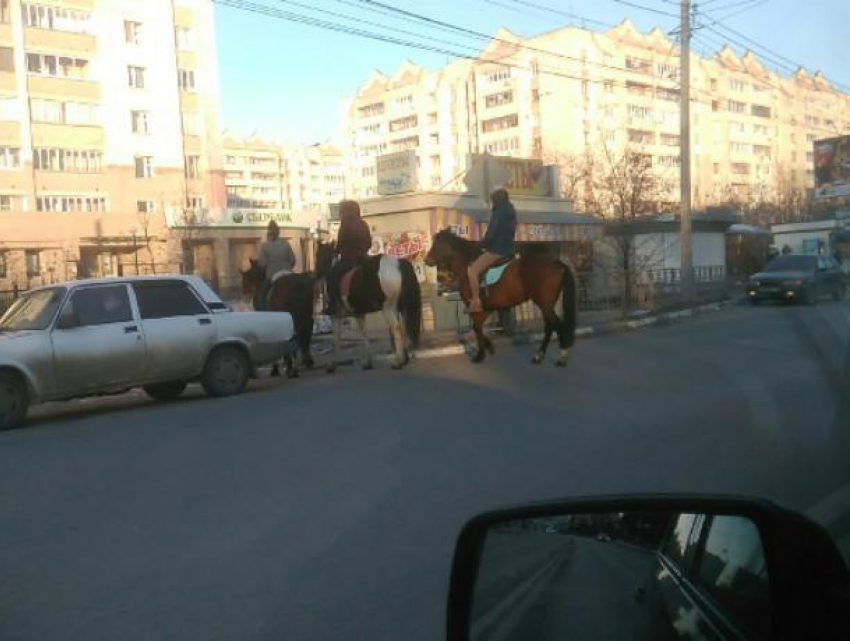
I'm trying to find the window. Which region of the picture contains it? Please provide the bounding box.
[178,68,196,91]
[131,110,151,134]
[0,251,5,278]
[627,129,654,145]
[625,56,652,75]
[0,96,19,120]
[26,250,40,278]
[0,146,20,169]
[361,165,375,178]
[656,87,679,102]
[358,102,384,117]
[603,80,614,93]
[390,135,418,152]
[805,115,820,127]
[626,81,651,96]
[627,105,653,120]
[175,26,194,50]
[660,514,700,570]
[728,100,746,113]
[694,516,771,640]
[23,3,90,33]
[485,90,513,108]
[657,155,680,168]
[389,115,417,132]
[661,133,680,147]
[34,148,102,173]
[135,156,153,178]
[124,20,142,44]
[187,196,203,210]
[27,53,88,78]
[753,144,771,158]
[137,200,157,214]
[729,78,747,91]
[751,104,771,119]
[753,124,770,136]
[182,110,200,135]
[0,194,16,211]
[483,137,519,154]
[30,99,99,125]
[36,195,107,211]
[711,100,719,112]
[64,286,132,326]
[485,68,510,84]
[730,142,751,155]
[0,46,13,72]
[732,163,750,175]
[710,78,718,91]
[0,0,8,23]
[603,105,615,119]
[392,94,414,110]
[133,282,207,319]
[481,114,518,133]
[657,62,677,78]
[127,66,145,88]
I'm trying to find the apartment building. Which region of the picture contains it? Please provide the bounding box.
[0,0,225,290]
[343,20,850,210]
[220,135,345,277]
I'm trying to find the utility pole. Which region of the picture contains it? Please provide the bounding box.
[679,0,694,301]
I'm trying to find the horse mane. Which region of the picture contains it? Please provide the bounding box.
[433,228,480,260]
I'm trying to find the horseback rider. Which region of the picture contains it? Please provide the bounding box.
[467,187,517,313]
[326,200,372,314]
[255,220,296,309]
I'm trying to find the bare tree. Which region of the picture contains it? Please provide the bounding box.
[135,208,159,275]
[588,143,671,314]
[543,149,591,209]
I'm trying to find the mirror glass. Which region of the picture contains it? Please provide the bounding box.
[470,511,771,641]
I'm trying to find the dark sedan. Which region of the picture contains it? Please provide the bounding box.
[747,255,846,305]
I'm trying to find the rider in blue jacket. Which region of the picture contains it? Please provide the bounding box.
[467,187,517,312]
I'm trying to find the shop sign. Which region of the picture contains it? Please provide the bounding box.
[377,150,418,195]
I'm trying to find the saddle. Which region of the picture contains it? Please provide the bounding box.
[480,256,515,287]
[339,267,358,299]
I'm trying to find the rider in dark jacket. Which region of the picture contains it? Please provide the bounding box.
[327,200,372,314]
[467,187,517,312]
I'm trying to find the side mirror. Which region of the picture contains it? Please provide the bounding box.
[447,495,850,641]
[55,312,80,330]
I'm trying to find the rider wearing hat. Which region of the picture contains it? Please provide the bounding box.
[256,220,297,309]
[467,187,517,313]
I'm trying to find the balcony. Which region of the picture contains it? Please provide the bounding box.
[28,75,100,101]
[24,28,96,56]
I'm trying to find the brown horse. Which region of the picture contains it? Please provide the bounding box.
[425,229,577,366]
[241,259,316,377]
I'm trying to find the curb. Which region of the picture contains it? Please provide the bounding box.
[400,298,737,362]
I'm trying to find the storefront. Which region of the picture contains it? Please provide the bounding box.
[357,192,602,290]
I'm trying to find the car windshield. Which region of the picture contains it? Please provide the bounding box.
[0,288,66,331]
[764,256,818,272]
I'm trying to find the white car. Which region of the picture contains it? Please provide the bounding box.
[0,275,296,429]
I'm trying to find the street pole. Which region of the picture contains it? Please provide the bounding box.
[679,0,694,301]
[132,231,139,275]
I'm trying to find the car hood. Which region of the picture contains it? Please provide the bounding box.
[750,270,813,282]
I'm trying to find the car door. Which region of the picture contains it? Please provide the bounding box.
[688,515,772,640]
[131,280,217,380]
[50,284,148,396]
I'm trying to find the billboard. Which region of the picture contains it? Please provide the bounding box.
[376,150,418,195]
[467,155,553,197]
[814,136,850,199]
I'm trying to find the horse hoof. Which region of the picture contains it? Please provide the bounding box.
[532,354,543,365]
[471,352,485,364]
[362,361,374,371]
[286,369,299,379]
[556,358,569,368]
[486,342,495,355]
[271,369,280,378]
[391,362,403,370]
[326,365,337,374]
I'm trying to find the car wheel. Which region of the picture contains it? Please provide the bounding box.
[201,346,250,398]
[0,370,29,430]
[143,381,188,401]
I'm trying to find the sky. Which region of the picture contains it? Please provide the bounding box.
[214,0,850,144]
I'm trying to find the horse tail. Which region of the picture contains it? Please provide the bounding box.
[398,258,422,348]
[559,261,577,348]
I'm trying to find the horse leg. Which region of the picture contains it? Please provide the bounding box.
[471,313,491,363]
[383,307,406,369]
[533,320,555,365]
[327,316,341,374]
[554,321,572,368]
[285,354,299,378]
[355,315,374,370]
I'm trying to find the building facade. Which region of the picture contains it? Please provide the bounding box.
[343,20,850,210]
[0,0,225,290]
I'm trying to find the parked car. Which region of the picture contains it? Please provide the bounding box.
[0,276,296,429]
[747,254,846,304]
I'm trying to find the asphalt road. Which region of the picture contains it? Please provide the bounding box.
[2,300,849,640]
[472,531,655,641]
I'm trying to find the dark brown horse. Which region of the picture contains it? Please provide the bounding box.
[315,241,421,372]
[241,259,316,377]
[425,229,577,366]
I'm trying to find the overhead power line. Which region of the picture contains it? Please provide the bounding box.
[483,0,613,28]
